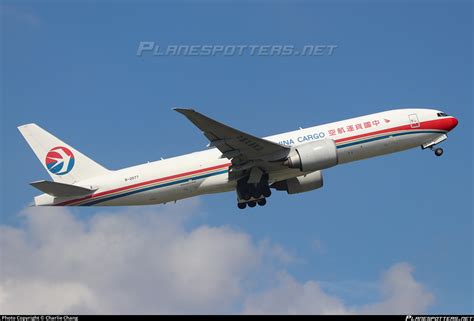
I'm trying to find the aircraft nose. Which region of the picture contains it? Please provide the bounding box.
[448,116,459,130]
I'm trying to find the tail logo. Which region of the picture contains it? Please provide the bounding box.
[45,146,75,175]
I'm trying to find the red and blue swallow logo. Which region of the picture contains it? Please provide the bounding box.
[45,146,75,175]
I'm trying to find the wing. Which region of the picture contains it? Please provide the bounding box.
[174,108,290,178]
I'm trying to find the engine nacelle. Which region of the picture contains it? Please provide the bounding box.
[272,171,324,194]
[285,139,338,172]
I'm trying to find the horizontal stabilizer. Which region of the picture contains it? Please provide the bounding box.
[30,180,96,197]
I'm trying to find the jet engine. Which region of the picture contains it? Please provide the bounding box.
[284,139,338,172]
[272,171,324,194]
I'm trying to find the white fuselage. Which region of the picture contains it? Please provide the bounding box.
[34,108,457,206]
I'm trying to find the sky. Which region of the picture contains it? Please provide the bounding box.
[1,0,472,314]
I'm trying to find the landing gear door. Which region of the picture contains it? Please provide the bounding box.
[408,113,420,128]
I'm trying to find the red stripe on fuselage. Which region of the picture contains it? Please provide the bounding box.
[57,162,232,206]
[334,118,453,143]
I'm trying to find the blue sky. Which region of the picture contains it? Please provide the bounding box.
[1,0,472,314]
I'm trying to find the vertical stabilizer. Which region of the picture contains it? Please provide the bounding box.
[18,123,110,184]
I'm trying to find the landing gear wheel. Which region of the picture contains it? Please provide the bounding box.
[237,202,246,209]
[257,198,267,206]
[247,201,257,208]
[262,186,271,198]
[434,148,444,157]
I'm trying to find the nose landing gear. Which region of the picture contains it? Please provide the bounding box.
[421,134,447,157]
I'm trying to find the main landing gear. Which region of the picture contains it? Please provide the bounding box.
[236,176,271,209]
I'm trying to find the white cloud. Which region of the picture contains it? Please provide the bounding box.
[243,272,348,314]
[243,263,434,315]
[0,280,99,314]
[0,202,434,314]
[358,262,434,314]
[0,201,259,314]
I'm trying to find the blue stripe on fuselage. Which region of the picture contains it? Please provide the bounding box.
[80,169,229,206]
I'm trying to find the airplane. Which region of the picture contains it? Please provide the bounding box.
[18,108,458,209]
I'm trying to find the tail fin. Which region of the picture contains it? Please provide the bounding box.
[18,123,110,184]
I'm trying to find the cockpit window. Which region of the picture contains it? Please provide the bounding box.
[437,112,448,117]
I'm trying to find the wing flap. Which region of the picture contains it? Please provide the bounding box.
[30,180,96,197]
